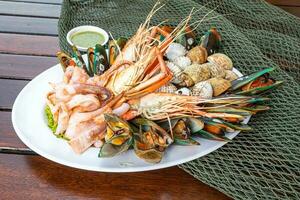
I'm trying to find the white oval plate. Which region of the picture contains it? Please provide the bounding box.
[12,62,248,172]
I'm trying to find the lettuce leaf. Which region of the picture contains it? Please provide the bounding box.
[45,105,57,133]
[45,105,70,141]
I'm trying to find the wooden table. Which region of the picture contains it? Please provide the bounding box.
[0,0,298,199]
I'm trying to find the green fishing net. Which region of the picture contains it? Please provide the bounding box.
[58,0,300,199]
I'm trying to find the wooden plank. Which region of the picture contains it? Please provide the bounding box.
[0,111,27,148]
[11,0,300,7]
[267,0,300,6]
[0,154,230,200]
[0,33,59,56]
[267,0,300,18]
[8,0,62,4]
[0,147,36,155]
[0,1,60,18]
[10,0,300,7]
[0,15,58,36]
[0,79,28,109]
[0,54,57,80]
[279,6,300,17]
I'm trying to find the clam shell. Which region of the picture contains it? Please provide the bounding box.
[224,70,238,81]
[208,77,231,96]
[187,46,208,64]
[208,63,226,78]
[183,63,211,85]
[191,81,213,99]
[134,147,163,164]
[173,56,191,70]
[207,53,233,70]
[165,43,186,61]
[166,61,183,77]
[166,61,183,84]
[157,83,177,93]
[177,73,194,87]
[176,87,191,96]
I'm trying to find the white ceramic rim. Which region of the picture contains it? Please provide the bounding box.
[12,63,248,173]
[66,25,109,51]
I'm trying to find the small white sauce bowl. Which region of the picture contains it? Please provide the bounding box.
[66,25,109,52]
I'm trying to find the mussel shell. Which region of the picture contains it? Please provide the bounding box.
[104,114,132,145]
[134,142,164,163]
[94,44,109,75]
[241,105,270,114]
[99,137,133,158]
[133,130,165,164]
[229,67,275,91]
[246,97,270,104]
[175,25,196,50]
[148,130,167,147]
[87,47,95,75]
[56,51,73,71]
[105,130,130,145]
[200,27,221,56]
[174,138,200,146]
[109,37,127,66]
[204,123,225,135]
[206,107,252,116]
[176,31,188,50]
[132,118,173,145]
[156,118,182,131]
[72,45,90,76]
[210,118,252,131]
[222,121,251,132]
[235,81,283,95]
[185,25,196,50]
[186,118,204,133]
[202,117,239,135]
[172,119,191,140]
[104,114,131,129]
[194,129,231,142]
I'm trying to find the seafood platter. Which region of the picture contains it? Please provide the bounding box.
[12,3,282,171]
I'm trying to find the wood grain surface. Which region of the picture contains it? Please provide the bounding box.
[0,154,230,200]
[0,15,58,35]
[0,111,27,148]
[10,0,62,4]
[0,54,57,79]
[267,0,300,6]
[267,0,300,17]
[0,33,58,56]
[0,1,60,18]
[0,79,28,109]
[279,6,300,17]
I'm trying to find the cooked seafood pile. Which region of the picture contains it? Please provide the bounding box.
[46,3,282,163]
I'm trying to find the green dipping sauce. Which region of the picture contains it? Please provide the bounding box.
[71,31,105,48]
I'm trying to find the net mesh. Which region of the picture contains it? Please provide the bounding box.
[58,0,300,199]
